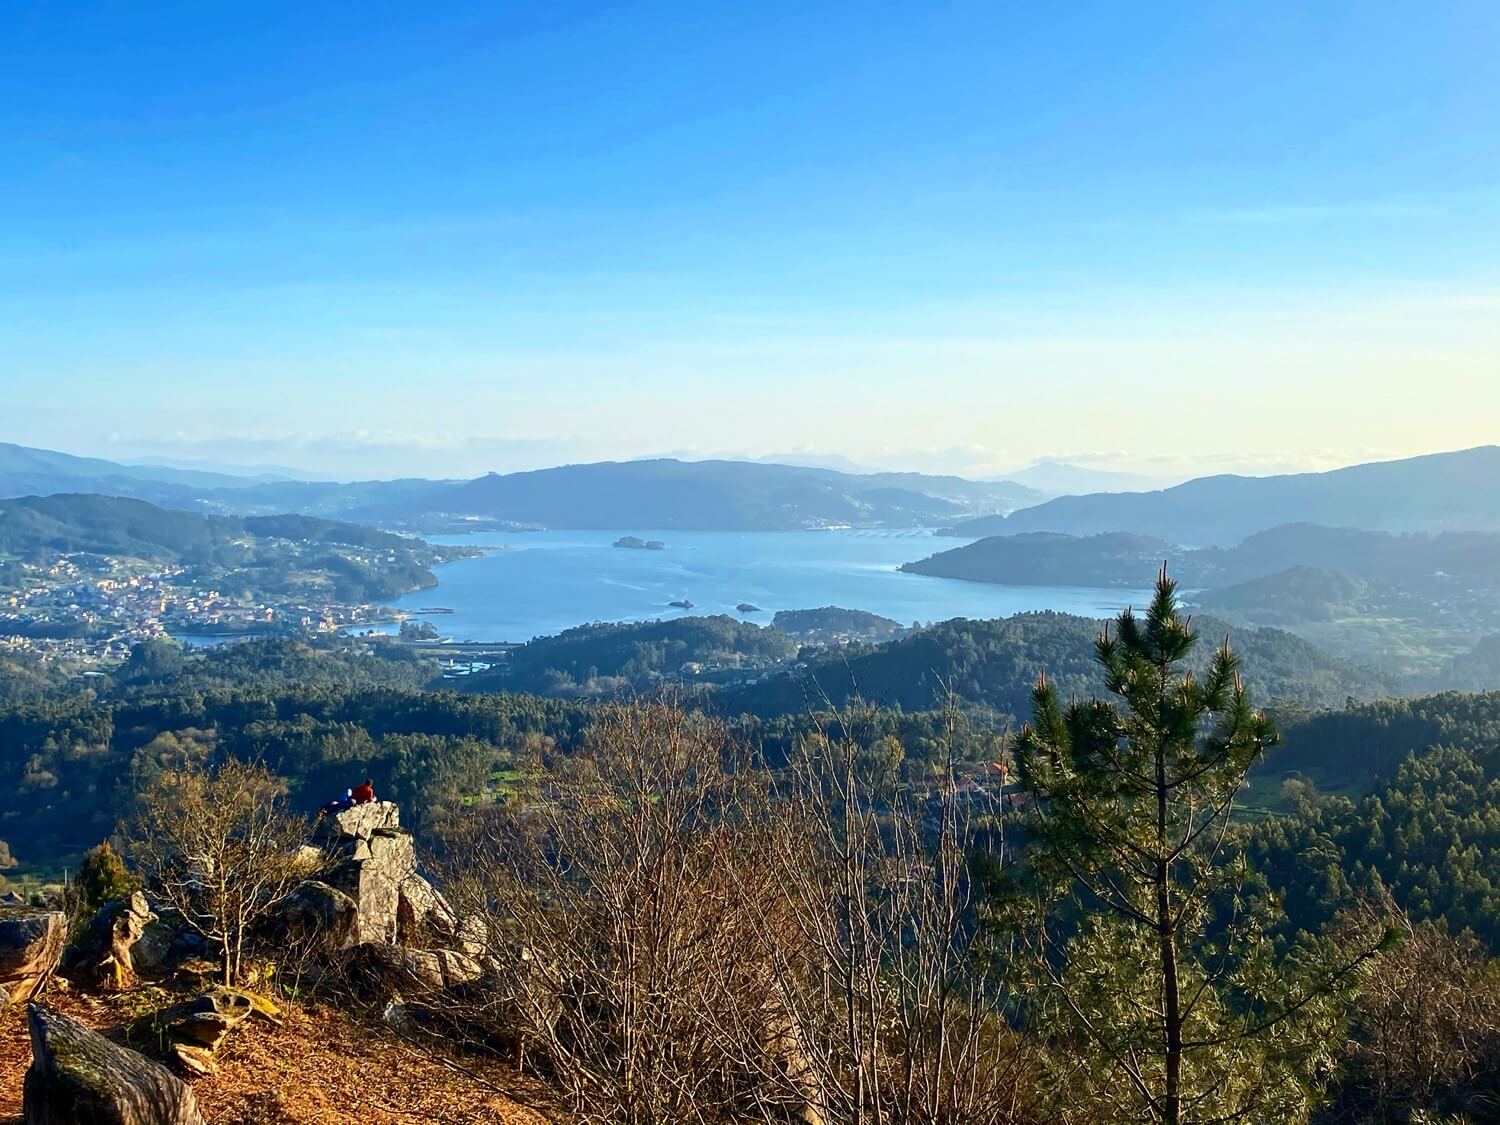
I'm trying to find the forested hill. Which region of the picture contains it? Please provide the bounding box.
[0,677,595,867]
[0,493,458,602]
[904,523,1500,589]
[940,446,1500,545]
[0,493,232,561]
[899,524,1500,683]
[0,626,1400,874]
[723,611,1397,718]
[903,531,1179,586]
[474,615,799,697]
[439,606,1396,712]
[1259,692,1500,794]
[1250,692,1500,947]
[0,493,413,563]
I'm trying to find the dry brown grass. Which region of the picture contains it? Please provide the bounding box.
[0,977,555,1125]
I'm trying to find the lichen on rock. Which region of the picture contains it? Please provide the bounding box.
[23,1002,206,1125]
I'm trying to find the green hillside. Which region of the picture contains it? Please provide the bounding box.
[0,494,455,602]
[946,446,1500,544]
[724,611,1397,718]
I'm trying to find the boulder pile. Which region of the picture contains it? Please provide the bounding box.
[15,800,492,1112]
[312,801,414,946]
[277,801,489,995]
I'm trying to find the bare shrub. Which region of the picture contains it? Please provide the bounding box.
[740,703,1040,1125]
[128,756,306,985]
[1329,900,1500,1121]
[435,698,1038,1125]
[436,699,793,1125]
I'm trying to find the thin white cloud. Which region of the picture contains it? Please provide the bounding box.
[95,430,603,480]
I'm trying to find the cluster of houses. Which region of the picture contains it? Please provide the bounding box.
[1,559,397,668]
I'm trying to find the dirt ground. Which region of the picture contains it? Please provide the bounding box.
[0,975,556,1125]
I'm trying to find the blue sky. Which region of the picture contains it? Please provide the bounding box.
[2,1,1497,480]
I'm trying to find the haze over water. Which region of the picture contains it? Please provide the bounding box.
[384,529,1152,643]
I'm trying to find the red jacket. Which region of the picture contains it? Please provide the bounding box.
[352,782,376,805]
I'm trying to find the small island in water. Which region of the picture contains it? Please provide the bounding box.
[614,536,666,550]
[669,599,694,609]
[737,602,761,613]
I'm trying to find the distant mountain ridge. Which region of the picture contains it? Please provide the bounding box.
[10,441,1500,538]
[374,459,1040,530]
[944,446,1500,544]
[0,442,1041,531]
[125,456,331,482]
[0,441,274,502]
[999,459,1176,495]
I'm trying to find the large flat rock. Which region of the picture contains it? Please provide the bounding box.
[23,1003,206,1125]
[317,801,400,842]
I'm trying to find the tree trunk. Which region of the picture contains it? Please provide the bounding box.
[1157,740,1181,1125]
[1159,865,1181,1125]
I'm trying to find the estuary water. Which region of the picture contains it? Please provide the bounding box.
[382,528,1150,643]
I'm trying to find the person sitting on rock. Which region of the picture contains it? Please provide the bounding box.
[318,789,355,818]
[352,778,377,805]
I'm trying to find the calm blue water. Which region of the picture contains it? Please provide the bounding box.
[383,529,1151,643]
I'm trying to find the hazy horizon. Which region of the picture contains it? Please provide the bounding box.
[4,3,1497,480]
[11,435,1499,488]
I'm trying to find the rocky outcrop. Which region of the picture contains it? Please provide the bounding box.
[309,801,416,947]
[158,986,281,1076]
[344,830,415,946]
[395,871,492,958]
[23,1003,206,1125]
[69,893,172,992]
[273,802,415,951]
[314,800,401,844]
[344,937,485,995]
[454,914,490,959]
[279,802,494,1003]
[0,908,66,1009]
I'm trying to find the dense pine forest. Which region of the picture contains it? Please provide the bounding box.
[3,575,1500,1121]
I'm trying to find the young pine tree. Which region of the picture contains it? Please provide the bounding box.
[76,841,140,916]
[1009,567,1386,1125]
